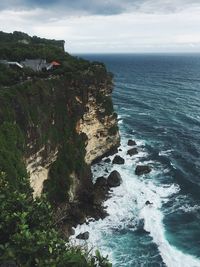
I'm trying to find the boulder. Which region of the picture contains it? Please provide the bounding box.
[104,158,111,163]
[76,231,89,240]
[112,155,125,165]
[128,140,137,146]
[95,176,107,187]
[135,165,152,175]
[107,170,122,187]
[127,148,138,156]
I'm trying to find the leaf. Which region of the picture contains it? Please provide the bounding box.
[49,246,53,254]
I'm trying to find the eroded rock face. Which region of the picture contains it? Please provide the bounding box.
[95,176,107,187]
[93,177,109,205]
[24,71,120,200]
[77,90,120,165]
[26,147,58,198]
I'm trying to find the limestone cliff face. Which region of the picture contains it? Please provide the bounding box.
[77,90,120,165]
[26,147,58,198]
[23,68,120,200]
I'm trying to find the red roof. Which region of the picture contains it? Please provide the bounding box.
[51,61,61,66]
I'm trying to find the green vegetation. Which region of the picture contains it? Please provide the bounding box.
[108,125,118,136]
[0,31,113,266]
[0,31,108,87]
[0,76,89,204]
[0,172,111,267]
[0,31,65,61]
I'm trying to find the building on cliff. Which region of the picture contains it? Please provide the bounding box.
[20,59,48,71]
[0,59,61,72]
[20,59,61,71]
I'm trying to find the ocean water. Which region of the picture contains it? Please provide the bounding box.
[71,54,200,267]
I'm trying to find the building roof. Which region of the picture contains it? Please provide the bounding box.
[7,62,23,69]
[51,61,61,66]
[20,59,47,71]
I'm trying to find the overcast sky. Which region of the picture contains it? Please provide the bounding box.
[1,0,200,53]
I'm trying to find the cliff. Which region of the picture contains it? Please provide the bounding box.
[0,31,119,266]
[0,66,119,200]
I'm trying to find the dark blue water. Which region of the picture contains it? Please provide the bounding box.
[75,54,200,267]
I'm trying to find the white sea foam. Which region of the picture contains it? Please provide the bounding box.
[159,149,174,156]
[140,205,200,267]
[179,204,200,213]
[70,136,200,267]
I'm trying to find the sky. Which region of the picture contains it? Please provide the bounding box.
[1,0,200,53]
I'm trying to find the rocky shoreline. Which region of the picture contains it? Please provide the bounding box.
[71,139,152,240]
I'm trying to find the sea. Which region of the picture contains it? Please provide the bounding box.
[71,54,200,267]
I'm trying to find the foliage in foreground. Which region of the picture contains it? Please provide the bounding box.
[0,173,112,267]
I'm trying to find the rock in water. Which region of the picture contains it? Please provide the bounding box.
[95,176,107,187]
[135,165,152,175]
[104,158,111,163]
[112,155,125,164]
[107,170,122,187]
[76,231,89,240]
[145,200,153,205]
[128,140,137,146]
[127,148,138,156]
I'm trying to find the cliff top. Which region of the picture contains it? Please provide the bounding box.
[0,31,109,87]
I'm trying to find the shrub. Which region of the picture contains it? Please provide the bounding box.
[0,172,112,267]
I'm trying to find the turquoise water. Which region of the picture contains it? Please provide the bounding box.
[73,54,200,267]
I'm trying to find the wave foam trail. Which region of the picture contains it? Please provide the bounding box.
[140,204,200,267]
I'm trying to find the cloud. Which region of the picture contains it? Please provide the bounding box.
[0,0,137,15]
[0,0,200,53]
[1,5,200,53]
[1,0,200,16]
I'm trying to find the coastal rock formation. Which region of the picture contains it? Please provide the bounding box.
[77,87,120,165]
[26,147,58,198]
[19,66,120,203]
[0,53,119,230]
[127,147,138,156]
[93,177,110,205]
[95,176,108,187]
[107,170,122,187]
[112,155,125,164]
[135,165,152,175]
[76,231,89,240]
[128,140,137,146]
